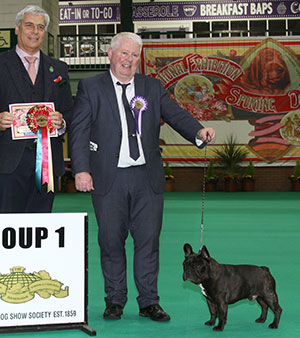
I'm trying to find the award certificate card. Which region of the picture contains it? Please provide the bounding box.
[10,102,58,140]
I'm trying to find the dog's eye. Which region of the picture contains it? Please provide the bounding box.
[275,66,284,74]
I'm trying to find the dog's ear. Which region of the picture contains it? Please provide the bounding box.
[200,245,210,259]
[183,243,193,257]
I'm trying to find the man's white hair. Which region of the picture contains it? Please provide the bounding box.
[16,5,50,31]
[110,32,143,54]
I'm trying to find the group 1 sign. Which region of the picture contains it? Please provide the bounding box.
[0,213,96,336]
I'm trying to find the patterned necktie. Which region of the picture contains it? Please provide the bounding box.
[25,56,37,84]
[117,82,140,160]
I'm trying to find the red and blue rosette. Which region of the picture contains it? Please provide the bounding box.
[26,105,56,193]
[130,96,148,136]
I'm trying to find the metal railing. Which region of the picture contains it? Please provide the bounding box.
[58,34,113,70]
[58,29,300,70]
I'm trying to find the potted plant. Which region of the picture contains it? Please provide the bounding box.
[164,161,174,192]
[213,135,248,192]
[242,160,256,192]
[205,159,218,192]
[289,159,300,192]
[223,173,241,192]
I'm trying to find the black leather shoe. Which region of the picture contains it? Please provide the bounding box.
[139,304,170,322]
[103,304,123,320]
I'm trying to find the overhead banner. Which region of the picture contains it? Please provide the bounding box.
[0,213,94,334]
[59,1,300,24]
[141,37,300,164]
[133,0,300,21]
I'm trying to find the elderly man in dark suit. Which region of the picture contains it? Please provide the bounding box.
[0,5,73,213]
[69,32,215,322]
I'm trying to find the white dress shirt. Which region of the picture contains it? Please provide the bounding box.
[110,71,146,168]
[16,45,40,72]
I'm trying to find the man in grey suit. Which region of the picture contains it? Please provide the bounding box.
[69,32,215,321]
[0,5,73,213]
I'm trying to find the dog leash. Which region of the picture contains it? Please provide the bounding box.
[200,144,207,252]
[199,137,211,252]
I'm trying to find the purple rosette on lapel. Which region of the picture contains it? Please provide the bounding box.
[130,96,148,136]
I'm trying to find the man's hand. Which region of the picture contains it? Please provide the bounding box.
[75,172,94,192]
[0,111,13,131]
[49,111,65,130]
[198,127,216,144]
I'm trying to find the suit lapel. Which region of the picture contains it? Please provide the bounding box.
[134,74,145,98]
[134,74,147,136]
[5,49,28,102]
[6,50,54,103]
[99,72,146,131]
[41,53,54,102]
[101,72,122,129]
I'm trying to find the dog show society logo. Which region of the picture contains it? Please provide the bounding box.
[0,266,69,304]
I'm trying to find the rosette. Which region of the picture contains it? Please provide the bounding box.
[130,96,148,136]
[26,105,55,193]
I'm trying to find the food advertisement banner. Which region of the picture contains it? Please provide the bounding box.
[59,1,300,24]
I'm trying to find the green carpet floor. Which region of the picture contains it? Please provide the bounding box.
[1,191,299,338]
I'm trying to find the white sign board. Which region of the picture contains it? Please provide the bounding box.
[0,213,92,333]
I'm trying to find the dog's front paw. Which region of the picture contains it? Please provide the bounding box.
[213,325,224,331]
[205,319,216,326]
[268,323,278,329]
[255,316,266,323]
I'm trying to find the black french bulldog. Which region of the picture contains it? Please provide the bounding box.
[183,243,282,331]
